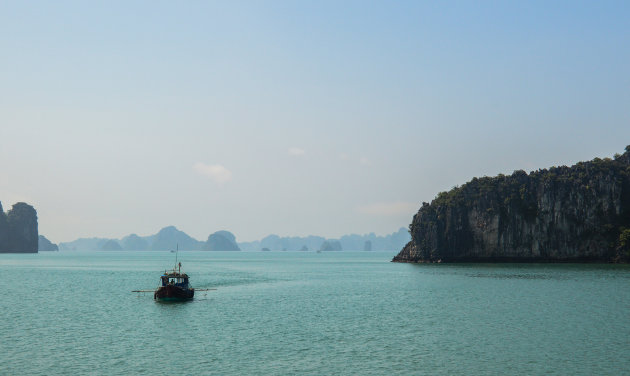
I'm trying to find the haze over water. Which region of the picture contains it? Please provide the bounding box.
[2,2,629,243]
[2,251,629,375]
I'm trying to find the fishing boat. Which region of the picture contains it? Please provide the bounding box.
[132,249,215,300]
[154,262,195,300]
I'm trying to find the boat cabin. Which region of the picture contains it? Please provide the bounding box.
[160,273,190,288]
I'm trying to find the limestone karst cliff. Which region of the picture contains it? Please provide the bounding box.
[0,202,8,252]
[393,147,630,263]
[1,202,39,253]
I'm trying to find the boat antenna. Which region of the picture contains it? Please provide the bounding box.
[175,243,179,270]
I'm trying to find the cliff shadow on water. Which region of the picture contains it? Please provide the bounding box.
[393,146,630,263]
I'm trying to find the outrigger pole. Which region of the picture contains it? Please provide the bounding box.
[133,288,217,292]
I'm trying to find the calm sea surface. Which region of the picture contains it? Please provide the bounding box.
[1,251,629,375]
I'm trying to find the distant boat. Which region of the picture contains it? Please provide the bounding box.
[153,262,195,301]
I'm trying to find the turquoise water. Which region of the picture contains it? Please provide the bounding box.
[1,251,630,375]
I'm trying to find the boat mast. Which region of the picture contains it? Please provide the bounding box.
[175,243,179,272]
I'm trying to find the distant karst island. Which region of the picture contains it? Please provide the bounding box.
[1,203,410,254]
[59,226,410,252]
[59,226,242,252]
[393,146,630,263]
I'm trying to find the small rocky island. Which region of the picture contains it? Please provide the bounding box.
[393,146,630,263]
[38,235,59,251]
[203,231,241,251]
[0,201,39,253]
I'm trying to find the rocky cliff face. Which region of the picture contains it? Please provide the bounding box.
[393,147,630,263]
[6,202,38,253]
[0,202,8,252]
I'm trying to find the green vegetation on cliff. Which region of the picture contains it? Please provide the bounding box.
[393,146,630,263]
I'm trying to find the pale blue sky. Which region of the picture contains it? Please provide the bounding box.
[1,1,629,243]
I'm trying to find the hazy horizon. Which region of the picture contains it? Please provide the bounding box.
[2,1,629,243]
[55,224,409,245]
